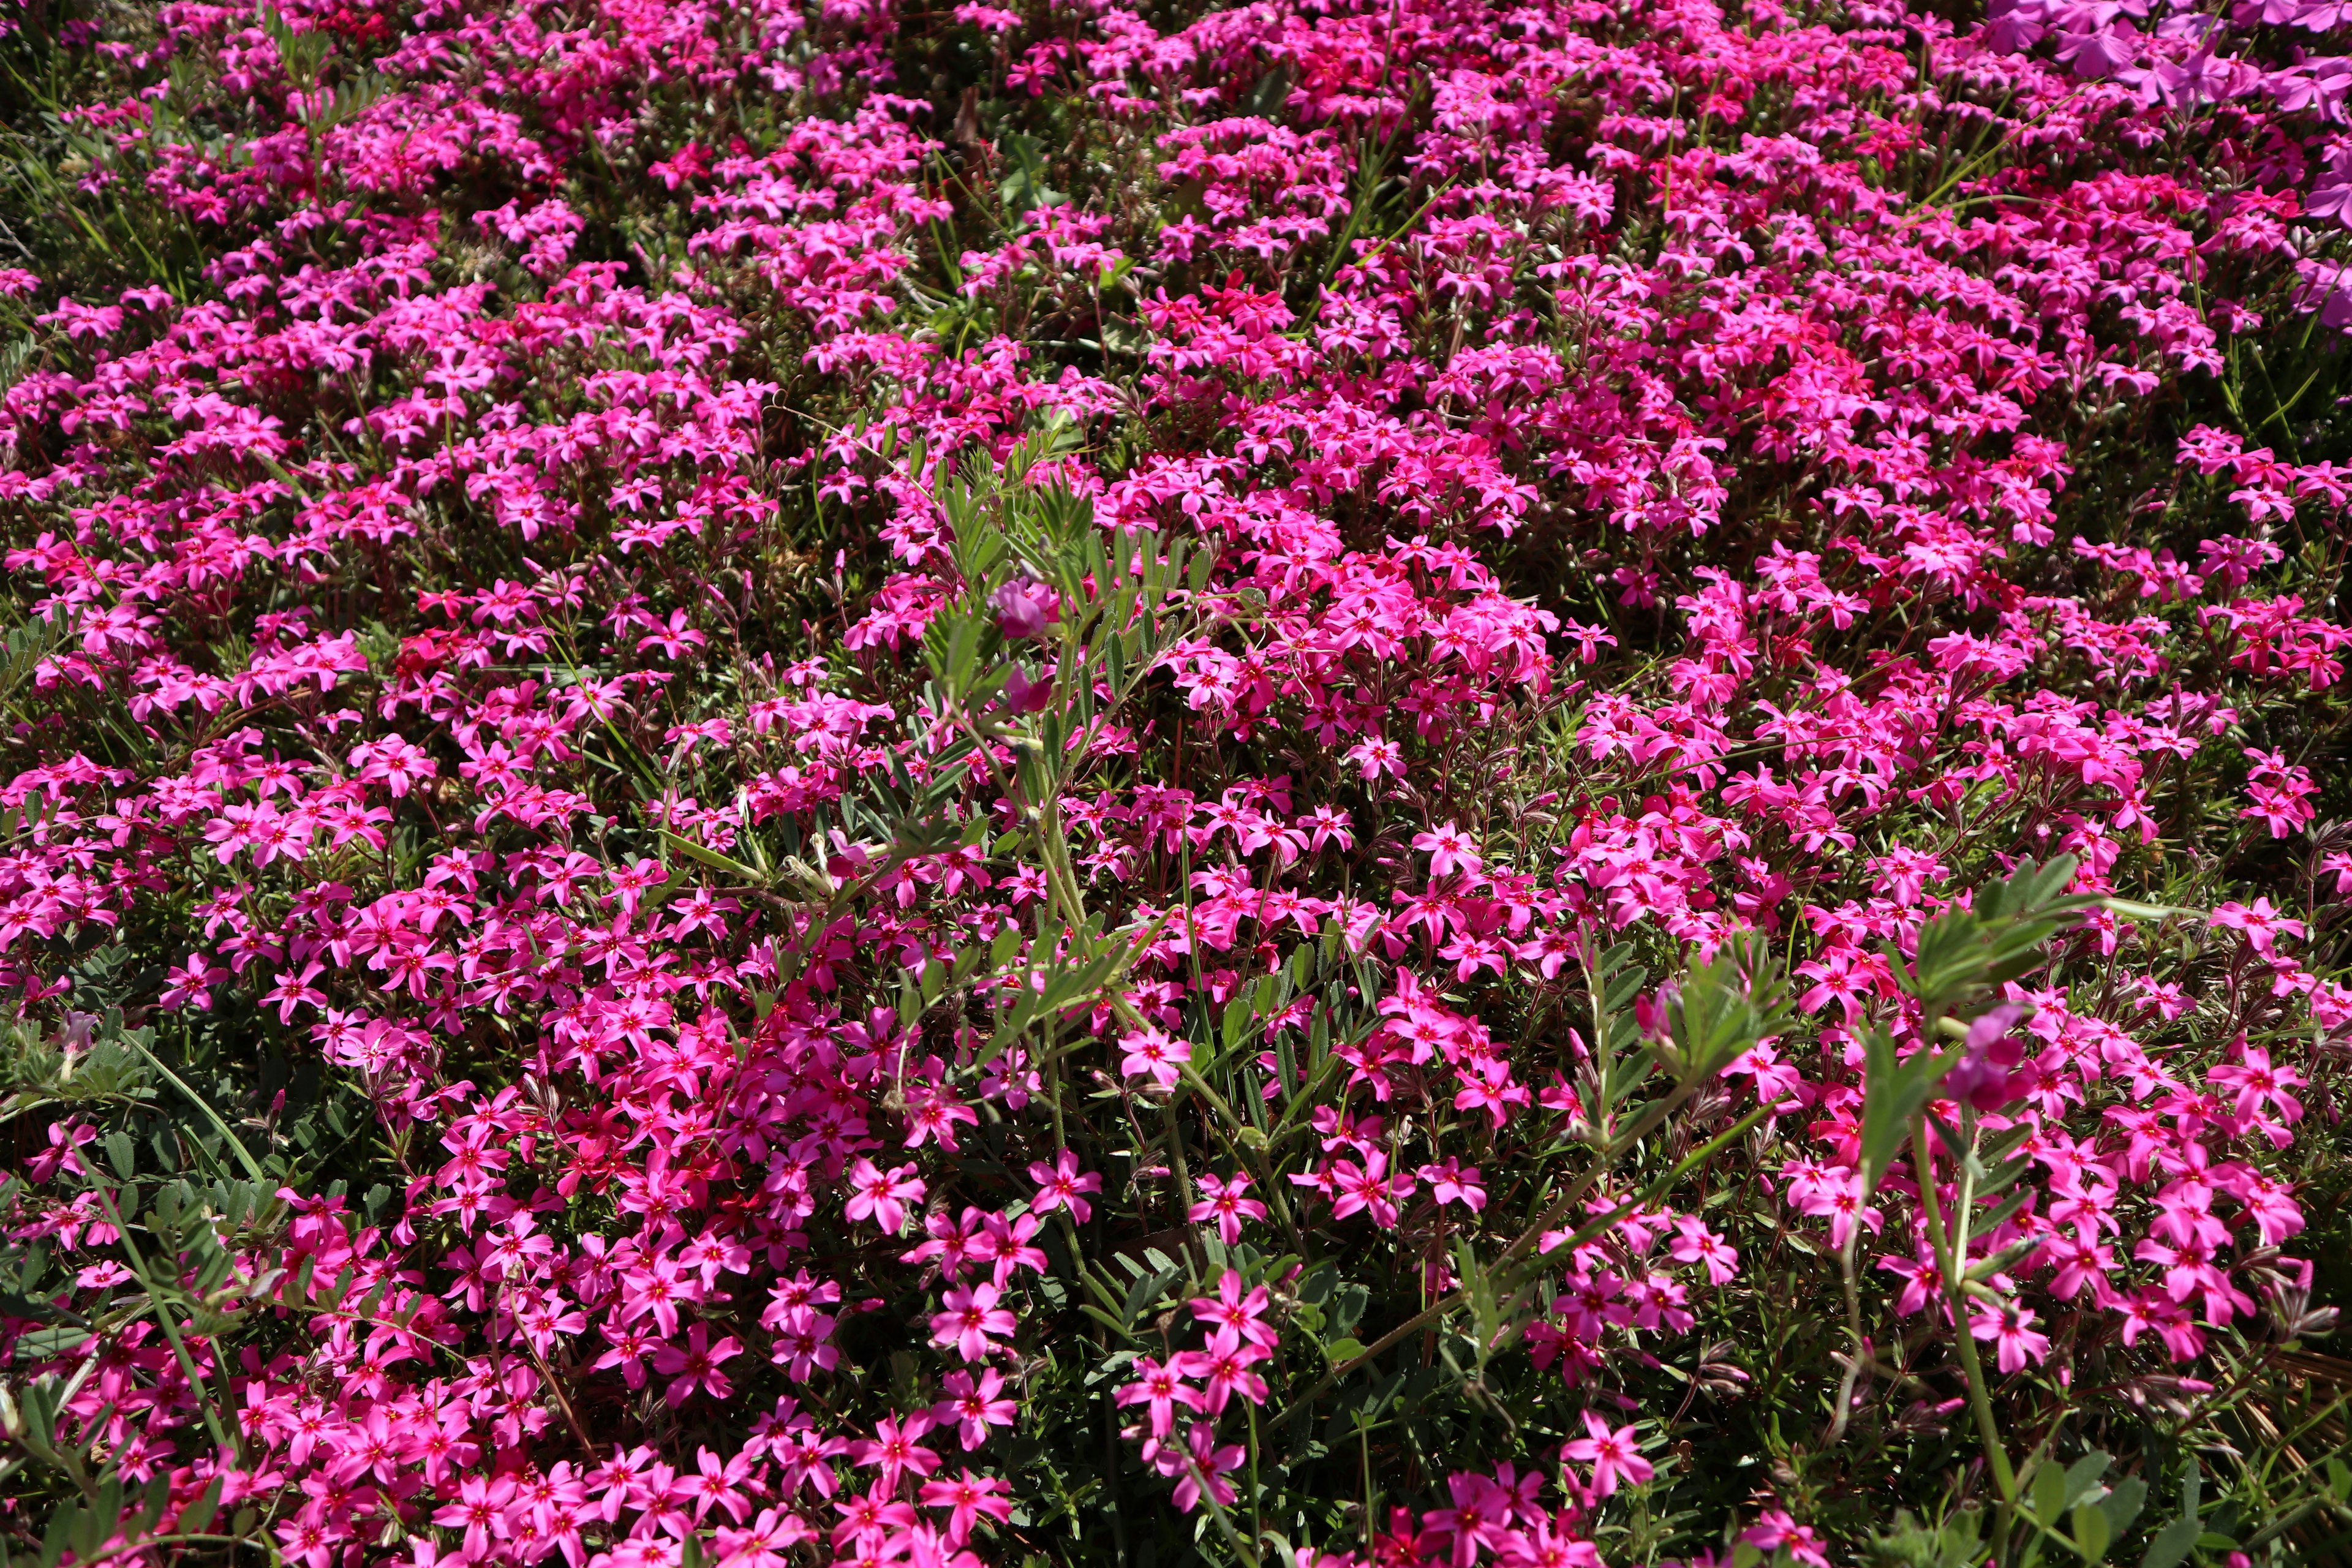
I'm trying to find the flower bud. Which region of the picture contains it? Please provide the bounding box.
[993,580,1052,640]
[1001,666,1053,713]
[1945,1002,2030,1110]
[1634,982,1678,1041]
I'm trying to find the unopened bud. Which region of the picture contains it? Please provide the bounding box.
[992,580,1053,640]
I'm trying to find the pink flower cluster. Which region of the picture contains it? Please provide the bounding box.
[0,0,2346,1558]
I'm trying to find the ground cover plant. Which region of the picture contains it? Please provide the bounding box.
[4,0,2352,1559]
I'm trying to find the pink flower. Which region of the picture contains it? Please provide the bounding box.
[1427,1471,1518,1567]
[1418,1158,1487,1212]
[1793,1166,1882,1250]
[848,1414,943,1492]
[1561,1411,1653,1500]
[1344,736,1406,782]
[1027,1150,1102,1223]
[1115,1354,1204,1438]
[1499,1515,1602,1568]
[1150,1423,1245,1514]
[2209,1041,2304,1123]
[1000,666,1054,714]
[432,1472,518,1561]
[1188,1269,1279,1351]
[650,1322,742,1406]
[930,1368,1018,1450]
[845,1159,927,1235]
[930,1281,1017,1362]
[992,580,1054,639]
[1743,1510,1830,1568]
[1120,1026,1190,1091]
[1412,820,1484,876]
[159,953,225,1010]
[918,1469,1012,1544]
[1327,1151,1415,1227]
[1174,1332,1270,1414]
[2210,896,2304,954]
[715,1508,815,1568]
[1969,1301,2051,1374]
[1668,1216,1739,1284]
[1187,1171,1267,1243]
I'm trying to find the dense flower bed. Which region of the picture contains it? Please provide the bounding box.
[0,0,2350,1562]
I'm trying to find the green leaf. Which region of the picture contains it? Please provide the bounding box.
[2061,1452,2111,1512]
[1904,856,2091,1011]
[1665,929,1793,1082]
[1969,1187,2034,1248]
[2070,1503,2111,1564]
[179,1477,224,1538]
[39,1502,74,1568]
[998,134,1068,214]
[1118,1264,1177,1330]
[1079,1303,1139,1341]
[2098,1476,2145,1539]
[2138,1517,2197,1568]
[1243,66,1292,117]
[2032,1459,2067,1526]
[130,1474,172,1538]
[1188,546,1216,595]
[2138,1459,2199,1568]
[2101,897,2196,922]
[1857,1027,1948,1198]
[75,1480,116,1559]
[1222,996,1253,1053]
[658,831,764,884]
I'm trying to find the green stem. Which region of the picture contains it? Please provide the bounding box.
[130,1035,269,1185]
[1910,1115,2016,1517]
[1184,1446,1262,1568]
[1180,1064,1311,1258]
[85,1181,236,1460]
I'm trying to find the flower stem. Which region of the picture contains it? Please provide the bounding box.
[1910,1114,2016,1529]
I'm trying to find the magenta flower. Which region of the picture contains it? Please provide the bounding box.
[9,0,2343,1546]
[1411,820,1484,876]
[848,1414,943,1493]
[1114,1354,1205,1439]
[1027,1150,1102,1223]
[1120,1025,1190,1091]
[929,1281,1017,1363]
[1188,1269,1278,1352]
[1174,1332,1270,1414]
[992,579,1054,639]
[157,953,225,1010]
[845,1158,927,1235]
[1969,1301,2052,1373]
[1561,1410,1653,1500]
[930,1368,1019,1450]
[1668,1215,1739,1284]
[1000,665,1054,713]
[1149,1423,1246,1515]
[650,1322,742,1406]
[918,1469,1013,1545]
[1187,1171,1267,1243]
